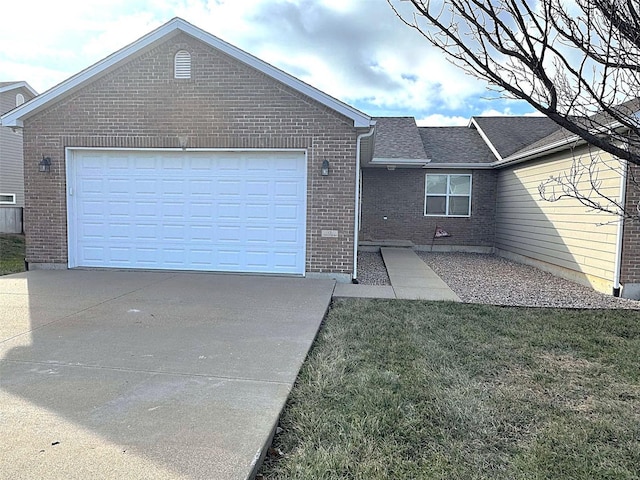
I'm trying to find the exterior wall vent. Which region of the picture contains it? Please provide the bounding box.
[174,50,191,79]
[16,93,25,106]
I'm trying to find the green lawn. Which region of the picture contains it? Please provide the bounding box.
[0,234,26,275]
[258,299,640,479]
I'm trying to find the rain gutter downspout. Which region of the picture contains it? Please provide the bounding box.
[353,123,376,281]
[613,159,628,297]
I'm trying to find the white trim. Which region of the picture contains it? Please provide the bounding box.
[614,159,628,293]
[15,93,25,107]
[353,126,376,280]
[65,147,309,273]
[65,146,308,153]
[0,193,17,205]
[421,162,494,170]
[424,173,472,217]
[0,81,37,96]
[2,18,372,129]
[371,157,431,165]
[65,149,77,268]
[469,118,504,162]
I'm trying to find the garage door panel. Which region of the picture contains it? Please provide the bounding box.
[218,179,241,196]
[274,227,299,244]
[246,226,270,244]
[274,204,300,221]
[247,203,270,221]
[69,150,306,274]
[275,181,301,197]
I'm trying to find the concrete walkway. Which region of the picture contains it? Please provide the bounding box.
[334,248,460,301]
[0,270,334,480]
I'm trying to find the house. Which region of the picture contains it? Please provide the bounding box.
[360,115,639,299]
[0,81,37,233]
[1,18,637,299]
[1,18,375,281]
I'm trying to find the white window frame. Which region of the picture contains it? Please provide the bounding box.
[174,50,191,79]
[424,174,472,217]
[0,193,16,205]
[16,93,25,106]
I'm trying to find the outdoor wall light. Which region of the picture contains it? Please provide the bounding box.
[321,159,330,176]
[39,156,51,173]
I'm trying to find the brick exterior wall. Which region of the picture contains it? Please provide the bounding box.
[621,163,640,285]
[360,168,496,247]
[23,32,360,275]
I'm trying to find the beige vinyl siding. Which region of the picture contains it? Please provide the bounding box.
[0,89,28,208]
[495,145,622,293]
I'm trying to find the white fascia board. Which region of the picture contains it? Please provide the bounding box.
[1,18,373,129]
[423,162,494,169]
[371,157,432,165]
[469,117,504,162]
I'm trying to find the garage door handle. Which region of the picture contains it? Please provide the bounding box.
[69,188,73,196]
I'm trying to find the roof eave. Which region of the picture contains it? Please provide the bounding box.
[0,81,37,96]
[424,162,495,169]
[371,157,432,165]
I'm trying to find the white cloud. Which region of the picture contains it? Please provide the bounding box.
[416,114,470,127]
[477,107,544,117]
[0,0,493,117]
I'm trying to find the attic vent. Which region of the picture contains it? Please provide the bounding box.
[16,93,25,106]
[174,50,191,79]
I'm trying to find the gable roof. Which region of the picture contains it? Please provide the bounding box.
[507,98,640,161]
[419,126,497,166]
[369,117,430,165]
[470,116,559,160]
[1,18,372,129]
[0,81,37,96]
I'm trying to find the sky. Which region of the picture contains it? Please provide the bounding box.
[0,0,540,126]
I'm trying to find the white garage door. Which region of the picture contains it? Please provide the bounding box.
[67,150,307,274]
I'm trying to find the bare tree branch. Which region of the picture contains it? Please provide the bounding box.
[388,0,640,220]
[388,0,640,165]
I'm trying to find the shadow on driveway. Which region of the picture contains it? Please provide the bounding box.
[0,270,333,479]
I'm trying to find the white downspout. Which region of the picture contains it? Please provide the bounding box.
[613,159,628,296]
[353,124,376,281]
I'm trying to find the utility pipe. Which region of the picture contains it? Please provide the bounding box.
[613,159,628,297]
[352,124,376,281]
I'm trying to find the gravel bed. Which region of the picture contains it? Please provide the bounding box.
[357,250,640,309]
[356,251,391,285]
[416,252,640,309]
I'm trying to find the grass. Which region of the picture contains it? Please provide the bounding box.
[258,299,640,479]
[0,234,26,275]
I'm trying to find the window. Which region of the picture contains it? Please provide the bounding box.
[16,93,25,106]
[0,193,16,205]
[425,174,472,217]
[174,50,191,79]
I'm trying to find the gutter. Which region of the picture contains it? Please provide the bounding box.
[353,123,376,282]
[613,159,628,296]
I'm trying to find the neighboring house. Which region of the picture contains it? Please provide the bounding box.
[1,18,637,299]
[0,81,37,233]
[361,115,639,299]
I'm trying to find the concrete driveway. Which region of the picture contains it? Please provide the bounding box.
[0,270,334,480]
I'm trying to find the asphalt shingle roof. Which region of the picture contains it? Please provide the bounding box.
[472,116,560,159]
[372,117,428,159]
[510,98,640,158]
[418,127,497,164]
